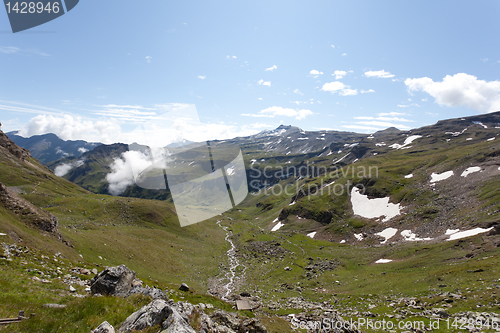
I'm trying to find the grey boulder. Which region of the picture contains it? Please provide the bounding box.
[119,299,172,333]
[91,265,136,297]
[161,308,196,333]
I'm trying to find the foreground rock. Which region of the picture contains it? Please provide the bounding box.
[199,310,268,333]
[119,299,173,332]
[90,265,136,297]
[161,308,196,333]
[118,299,195,333]
[91,265,268,333]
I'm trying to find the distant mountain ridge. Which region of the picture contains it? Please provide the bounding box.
[7,132,101,164]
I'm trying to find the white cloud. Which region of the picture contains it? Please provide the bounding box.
[226,55,237,59]
[342,112,414,132]
[354,116,414,123]
[145,56,152,63]
[405,73,500,113]
[342,125,384,132]
[18,106,265,145]
[198,75,206,80]
[309,69,323,77]
[293,89,303,95]
[54,159,85,177]
[247,122,274,129]
[54,163,74,177]
[20,114,122,143]
[321,81,345,92]
[340,88,358,96]
[265,65,277,72]
[258,97,263,100]
[331,45,335,48]
[378,112,405,117]
[333,70,347,79]
[397,103,420,108]
[321,82,358,96]
[351,120,411,130]
[97,104,155,110]
[364,70,394,78]
[342,53,347,56]
[0,46,20,54]
[242,106,313,120]
[106,151,153,195]
[0,46,49,56]
[361,89,375,93]
[258,79,271,87]
[0,100,64,116]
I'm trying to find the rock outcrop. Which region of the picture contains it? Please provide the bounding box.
[90,265,269,333]
[0,127,31,161]
[161,307,196,333]
[90,265,136,297]
[0,182,61,238]
[119,299,173,333]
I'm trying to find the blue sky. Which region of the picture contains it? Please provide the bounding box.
[1,0,500,144]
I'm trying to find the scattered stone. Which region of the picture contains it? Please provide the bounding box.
[433,308,449,318]
[69,285,76,292]
[236,300,252,311]
[179,283,190,292]
[42,304,67,309]
[92,321,115,333]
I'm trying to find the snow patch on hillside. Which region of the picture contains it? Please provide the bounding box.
[271,221,284,231]
[461,167,481,177]
[472,121,487,129]
[333,153,350,164]
[445,128,467,136]
[401,230,432,241]
[307,232,317,239]
[446,227,493,241]
[354,233,364,241]
[350,187,402,222]
[404,174,413,179]
[375,259,392,264]
[376,228,398,244]
[389,135,422,149]
[430,171,453,183]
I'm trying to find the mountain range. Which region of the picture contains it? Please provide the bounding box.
[1,111,500,332]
